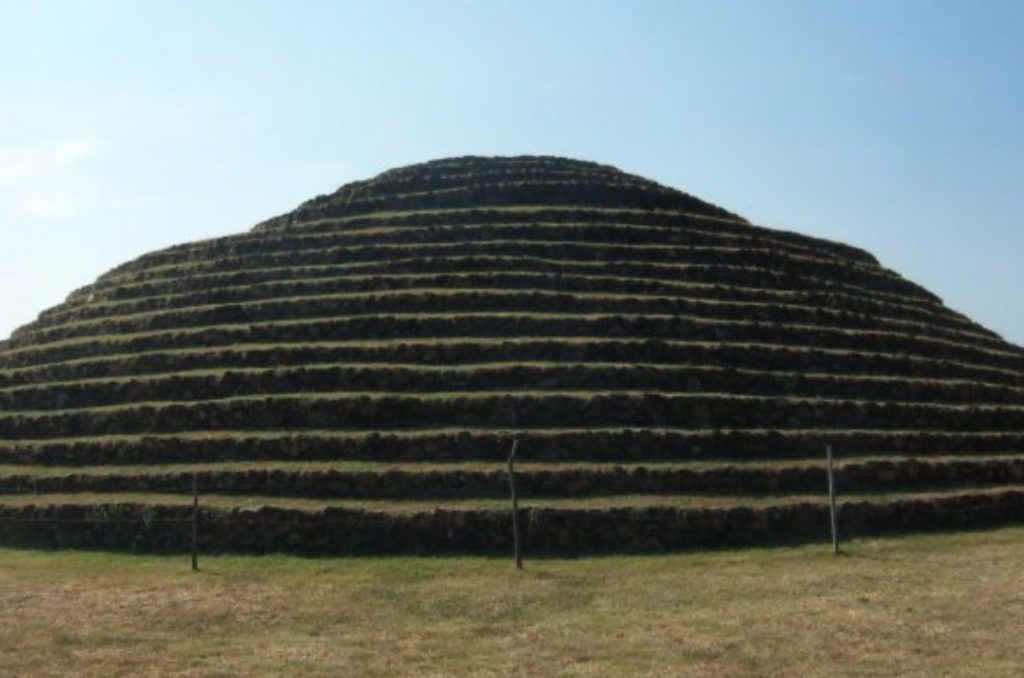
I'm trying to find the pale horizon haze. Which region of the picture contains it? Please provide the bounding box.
[1,1,1022,345]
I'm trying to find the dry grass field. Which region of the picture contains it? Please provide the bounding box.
[1,528,1023,677]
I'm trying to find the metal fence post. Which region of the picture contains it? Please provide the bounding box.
[827,444,840,556]
[191,471,200,572]
[507,439,522,569]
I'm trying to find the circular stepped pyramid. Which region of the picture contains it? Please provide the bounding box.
[1,155,1024,554]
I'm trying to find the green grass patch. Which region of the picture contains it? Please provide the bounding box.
[1,527,1022,675]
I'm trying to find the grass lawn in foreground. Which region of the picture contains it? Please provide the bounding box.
[1,528,1022,677]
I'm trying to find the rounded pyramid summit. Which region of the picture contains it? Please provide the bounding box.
[1,155,1023,554]
[254,155,746,230]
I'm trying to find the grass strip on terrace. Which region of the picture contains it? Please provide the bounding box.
[2,426,1022,448]
[0,454,1020,479]
[91,238,901,289]
[74,254,949,315]
[5,313,1021,371]
[4,360,1022,400]
[123,219,860,274]
[44,273,976,344]
[32,276,994,348]
[18,285,906,331]
[25,286,973,347]
[275,202,753,226]
[2,485,1024,513]
[4,338,1022,388]
[136,219,821,258]
[5,388,1024,420]
[40,269,831,321]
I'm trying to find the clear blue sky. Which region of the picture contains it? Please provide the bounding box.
[1,1,1022,345]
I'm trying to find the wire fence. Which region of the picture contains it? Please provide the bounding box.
[1,444,1023,564]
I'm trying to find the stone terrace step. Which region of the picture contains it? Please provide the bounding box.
[34,270,980,339]
[265,177,744,225]
[87,239,928,301]
[2,428,1022,466]
[3,362,1022,412]
[6,485,1024,512]
[67,256,955,320]
[4,488,1023,554]
[1,456,1022,499]
[110,221,876,285]
[4,314,1023,375]
[248,204,879,266]
[4,392,1024,440]
[5,339,1022,392]
[117,220,864,271]
[19,288,998,351]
